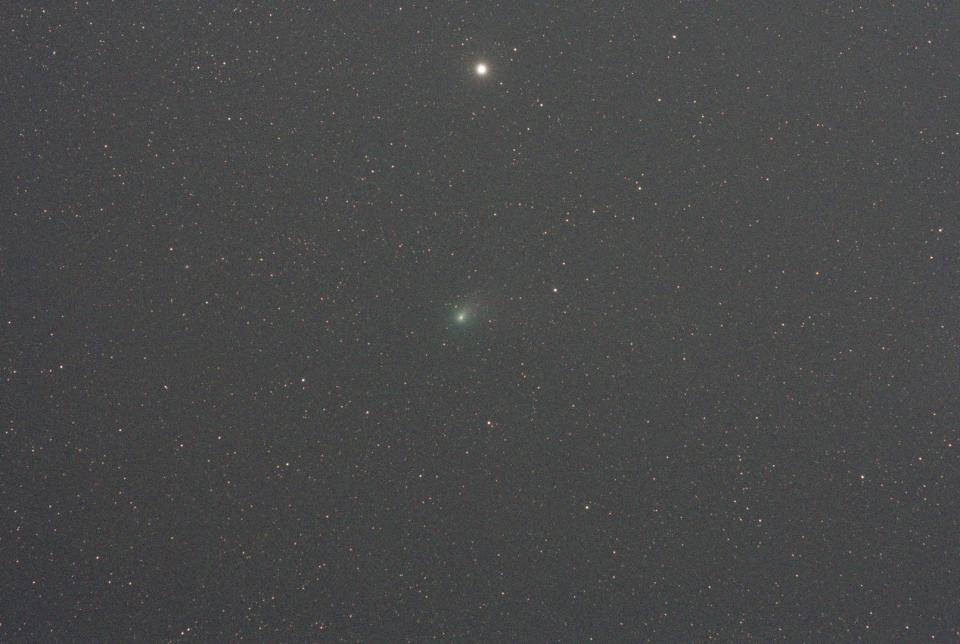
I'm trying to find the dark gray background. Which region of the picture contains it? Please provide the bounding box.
[2,2,958,640]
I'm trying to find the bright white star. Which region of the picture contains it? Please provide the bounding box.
[475,63,488,76]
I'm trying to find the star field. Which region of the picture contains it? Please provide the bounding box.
[2,2,959,640]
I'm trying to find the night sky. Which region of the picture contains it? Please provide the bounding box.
[3,2,959,641]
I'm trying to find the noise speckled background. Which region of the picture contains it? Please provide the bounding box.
[2,2,958,640]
